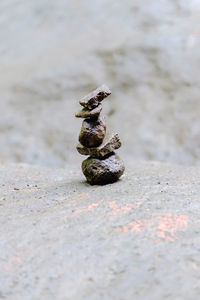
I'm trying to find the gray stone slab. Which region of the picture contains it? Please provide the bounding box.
[0,162,200,300]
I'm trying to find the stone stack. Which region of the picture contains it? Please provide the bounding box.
[75,85,125,185]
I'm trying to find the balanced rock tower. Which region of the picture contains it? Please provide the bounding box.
[75,85,125,185]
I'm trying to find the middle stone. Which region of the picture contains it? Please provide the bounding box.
[79,116,106,148]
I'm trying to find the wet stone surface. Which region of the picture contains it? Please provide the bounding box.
[82,152,125,185]
[79,116,106,148]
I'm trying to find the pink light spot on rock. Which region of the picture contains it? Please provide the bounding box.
[156,214,188,242]
[72,200,102,216]
[109,201,141,216]
[87,203,99,211]
[109,201,121,216]
[187,26,200,48]
[122,226,129,233]
[120,220,150,233]
[109,201,117,209]
[78,193,89,201]
[121,204,132,212]
[128,221,143,233]
[72,210,83,216]
[116,214,189,242]
[3,250,25,271]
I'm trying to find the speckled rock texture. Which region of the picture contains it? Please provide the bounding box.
[77,134,122,158]
[82,153,125,185]
[79,116,106,148]
[1,162,200,300]
[79,85,111,110]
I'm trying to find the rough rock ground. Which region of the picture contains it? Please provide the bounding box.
[0,0,200,167]
[1,162,200,300]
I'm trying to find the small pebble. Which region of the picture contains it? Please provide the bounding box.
[77,133,121,158]
[79,116,106,148]
[75,104,102,118]
[82,152,125,185]
[79,85,111,110]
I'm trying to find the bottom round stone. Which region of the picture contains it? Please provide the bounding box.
[82,153,125,185]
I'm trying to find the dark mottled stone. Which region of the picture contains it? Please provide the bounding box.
[79,116,106,148]
[82,153,125,185]
[75,84,125,185]
[77,134,121,158]
[75,104,102,118]
[79,85,111,110]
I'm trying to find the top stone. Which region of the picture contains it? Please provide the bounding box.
[79,85,111,110]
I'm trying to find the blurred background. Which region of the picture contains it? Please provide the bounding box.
[0,0,200,168]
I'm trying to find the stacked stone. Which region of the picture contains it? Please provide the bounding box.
[75,85,125,185]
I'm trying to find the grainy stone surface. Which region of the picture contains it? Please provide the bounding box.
[79,116,106,148]
[77,134,121,158]
[82,153,125,185]
[1,162,200,300]
[79,85,111,110]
